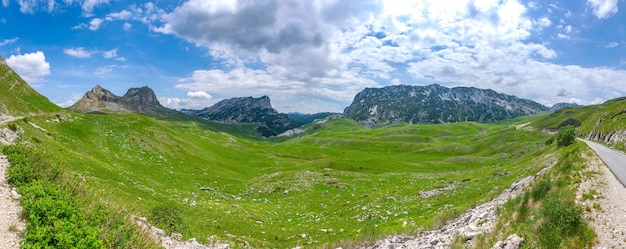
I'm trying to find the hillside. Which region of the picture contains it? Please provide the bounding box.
[344,84,549,127]
[578,98,626,150]
[530,96,626,151]
[182,96,301,137]
[3,112,553,248]
[69,85,178,116]
[0,56,62,116]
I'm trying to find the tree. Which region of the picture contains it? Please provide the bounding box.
[556,125,576,147]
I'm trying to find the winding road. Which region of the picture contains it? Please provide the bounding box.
[583,139,626,187]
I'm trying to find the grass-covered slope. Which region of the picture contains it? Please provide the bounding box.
[531,97,626,151]
[7,112,552,248]
[0,56,62,115]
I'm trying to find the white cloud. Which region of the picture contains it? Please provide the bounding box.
[0,37,18,46]
[2,0,8,7]
[605,42,619,48]
[6,51,51,83]
[80,0,109,16]
[106,9,132,20]
[587,0,619,19]
[64,47,93,58]
[12,0,109,15]
[89,18,103,30]
[160,91,216,110]
[187,91,212,100]
[95,65,116,75]
[102,48,118,58]
[123,22,131,31]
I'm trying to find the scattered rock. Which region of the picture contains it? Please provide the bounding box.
[419,185,456,198]
[491,234,524,249]
[136,216,229,249]
[359,156,555,249]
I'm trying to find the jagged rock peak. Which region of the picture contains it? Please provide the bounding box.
[83,84,120,101]
[69,85,176,116]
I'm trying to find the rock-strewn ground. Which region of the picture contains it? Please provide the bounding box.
[0,155,24,249]
[360,155,556,249]
[578,149,626,249]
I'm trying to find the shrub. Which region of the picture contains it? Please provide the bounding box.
[148,203,187,234]
[7,122,18,132]
[556,125,576,147]
[545,136,555,145]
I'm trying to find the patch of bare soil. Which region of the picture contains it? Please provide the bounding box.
[0,155,24,249]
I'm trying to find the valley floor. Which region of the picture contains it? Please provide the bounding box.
[0,155,24,249]
[579,147,626,248]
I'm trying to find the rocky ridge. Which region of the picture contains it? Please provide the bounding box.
[69,85,178,116]
[181,96,301,137]
[344,84,549,127]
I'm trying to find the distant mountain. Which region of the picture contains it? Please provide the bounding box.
[68,85,177,116]
[551,102,582,111]
[181,96,301,137]
[287,112,335,125]
[0,55,62,116]
[343,84,549,127]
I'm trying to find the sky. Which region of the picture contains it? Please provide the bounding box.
[1,0,626,113]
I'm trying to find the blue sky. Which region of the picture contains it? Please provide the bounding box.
[1,0,625,113]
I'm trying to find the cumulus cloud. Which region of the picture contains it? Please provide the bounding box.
[64,47,93,58]
[160,91,216,110]
[187,91,212,100]
[6,51,51,83]
[587,0,619,19]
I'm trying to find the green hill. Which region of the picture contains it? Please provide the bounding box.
[0,56,62,116]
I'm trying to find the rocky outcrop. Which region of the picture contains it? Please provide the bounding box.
[344,84,549,127]
[181,96,301,137]
[69,85,177,116]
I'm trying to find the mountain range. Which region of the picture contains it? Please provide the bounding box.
[344,84,550,127]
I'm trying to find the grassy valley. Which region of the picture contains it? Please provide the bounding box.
[2,111,555,248]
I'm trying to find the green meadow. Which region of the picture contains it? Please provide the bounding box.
[3,112,553,248]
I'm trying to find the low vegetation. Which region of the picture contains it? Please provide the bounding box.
[469,141,596,248]
[2,112,556,248]
[3,144,158,248]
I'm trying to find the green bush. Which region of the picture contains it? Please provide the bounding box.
[3,145,158,248]
[545,136,555,145]
[7,122,18,132]
[148,203,187,234]
[556,125,576,147]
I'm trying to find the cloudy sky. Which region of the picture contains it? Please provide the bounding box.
[1,0,625,113]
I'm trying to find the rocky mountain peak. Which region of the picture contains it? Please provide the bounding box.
[69,85,176,116]
[181,96,300,137]
[122,86,159,106]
